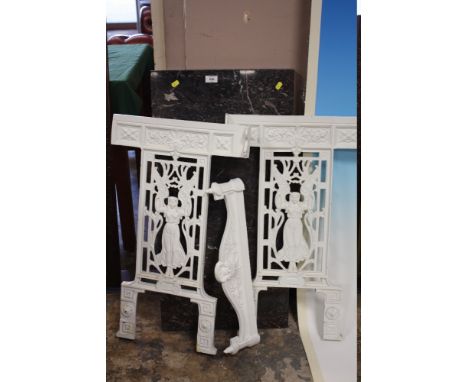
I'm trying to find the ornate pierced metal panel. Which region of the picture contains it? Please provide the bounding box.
[259,149,332,286]
[111,114,250,354]
[226,114,357,341]
[138,152,209,289]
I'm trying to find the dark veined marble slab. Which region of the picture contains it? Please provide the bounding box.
[151,69,296,122]
[151,69,297,330]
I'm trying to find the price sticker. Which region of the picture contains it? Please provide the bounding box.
[205,75,218,83]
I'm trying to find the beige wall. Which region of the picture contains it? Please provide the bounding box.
[162,0,312,82]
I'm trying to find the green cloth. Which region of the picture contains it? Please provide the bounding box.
[108,44,154,115]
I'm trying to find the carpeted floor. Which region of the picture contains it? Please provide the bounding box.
[107,290,312,382]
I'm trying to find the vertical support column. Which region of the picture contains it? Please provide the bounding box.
[317,288,343,341]
[116,282,145,340]
[253,285,267,316]
[151,0,166,70]
[304,0,323,116]
[191,296,217,355]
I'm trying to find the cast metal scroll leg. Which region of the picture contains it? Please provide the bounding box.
[116,281,145,340]
[208,179,261,354]
[191,297,217,355]
[316,288,343,341]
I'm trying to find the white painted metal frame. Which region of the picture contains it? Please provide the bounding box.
[225,114,356,341]
[112,114,250,355]
[207,179,260,354]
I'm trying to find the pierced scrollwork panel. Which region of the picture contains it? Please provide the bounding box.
[137,152,208,287]
[225,114,357,342]
[258,149,332,284]
[112,114,252,355]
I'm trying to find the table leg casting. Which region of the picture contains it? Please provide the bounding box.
[208,179,260,354]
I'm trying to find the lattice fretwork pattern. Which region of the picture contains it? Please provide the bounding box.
[137,151,208,288]
[257,149,331,286]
